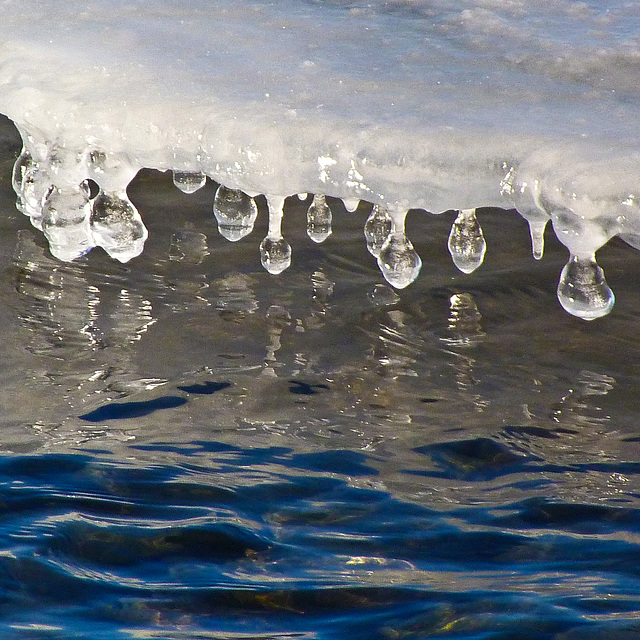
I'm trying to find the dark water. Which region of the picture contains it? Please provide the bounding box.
[2,115,640,638]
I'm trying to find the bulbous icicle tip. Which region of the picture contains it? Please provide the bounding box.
[42,185,94,262]
[377,232,422,289]
[557,254,615,321]
[172,170,206,194]
[260,236,292,275]
[306,194,332,243]
[213,185,258,242]
[448,209,486,274]
[90,191,148,263]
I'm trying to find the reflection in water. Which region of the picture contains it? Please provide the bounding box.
[5,140,640,636]
[552,369,615,430]
[169,228,209,264]
[264,304,292,376]
[442,292,485,347]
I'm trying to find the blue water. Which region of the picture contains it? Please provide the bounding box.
[2,115,640,638]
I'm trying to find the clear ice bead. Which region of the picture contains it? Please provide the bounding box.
[41,185,94,262]
[90,191,148,262]
[213,185,258,242]
[557,254,615,320]
[172,170,206,194]
[377,232,422,289]
[447,209,487,274]
[260,236,292,274]
[306,194,332,243]
[364,205,393,257]
[343,198,360,212]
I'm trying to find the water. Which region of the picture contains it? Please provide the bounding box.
[3,114,640,637]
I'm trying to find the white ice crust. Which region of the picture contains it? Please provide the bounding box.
[1,0,639,318]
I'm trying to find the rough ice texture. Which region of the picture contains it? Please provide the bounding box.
[0,0,639,317]
[0,0,638,210]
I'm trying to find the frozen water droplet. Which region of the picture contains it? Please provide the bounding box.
[557,253,615,320]
[90,190,148,262]
[343,198,360,212]
[528,218,548,260]
[41,185,93,261]
[448,209,486,274]
[260,236,291,274]
[377,232,422,289]
[261,196,290,274]
[306,194,332,243]
[213,185,258,241]
[297,193,308,200]
[172,170,206,194]
[364,204,393,257]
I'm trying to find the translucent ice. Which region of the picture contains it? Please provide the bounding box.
[172,171,206,194]
[41,185,93,262]
[260,197,291,275]
[90,191,148,262]
[557,254,615,321]
[448,209,487,274]
[501,166,549,260]
[377,232,422,290]
[375,208,422,289]
[364,205,393,258]
[213,185,258,242]
[306,194,332,244]
[1,0,640,319]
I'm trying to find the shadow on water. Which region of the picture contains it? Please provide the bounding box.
[3,115,640,637]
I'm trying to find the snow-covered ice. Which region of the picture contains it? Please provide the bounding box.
[1,0,639,318]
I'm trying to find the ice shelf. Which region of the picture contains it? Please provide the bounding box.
[1,0,639,319]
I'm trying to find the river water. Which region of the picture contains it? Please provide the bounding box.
[2,114,640,638]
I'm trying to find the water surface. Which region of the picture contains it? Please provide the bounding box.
[2,115,640,639]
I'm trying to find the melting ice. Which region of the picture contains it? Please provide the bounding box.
[1,0,640,319]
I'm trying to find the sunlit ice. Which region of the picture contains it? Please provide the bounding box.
[1,0,639,320]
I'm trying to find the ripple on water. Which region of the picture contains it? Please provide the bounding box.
[0,449,635,638]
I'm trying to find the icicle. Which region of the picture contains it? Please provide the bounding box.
[377,208,421,289]
[90,190,148,262]
[172,170,206,194]
[527,217,548,261]
[41,184,94,262]
[364,204,393,257]
[260,196,291,274]
[306,194,332,243]
[213,185,258,242]
[343,198,360,212]
[447,208,486,274]
[501,167,550,260]
[557,253,615,320]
